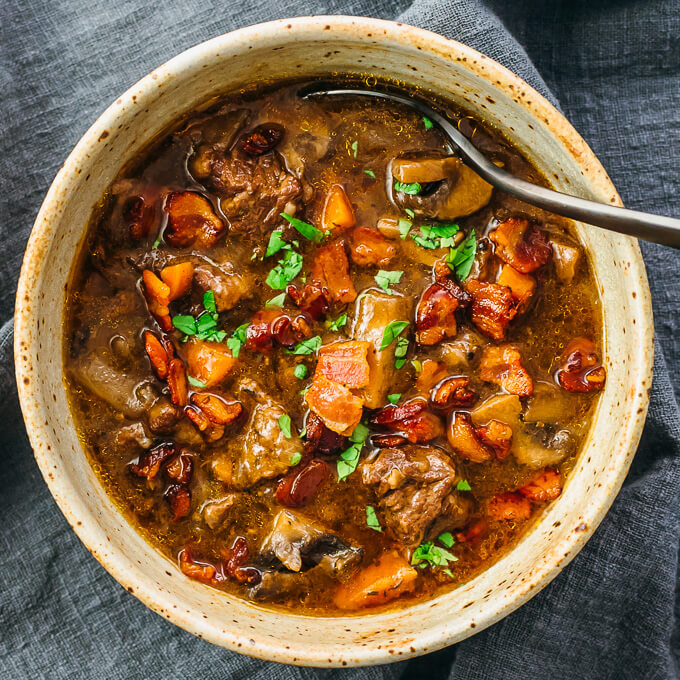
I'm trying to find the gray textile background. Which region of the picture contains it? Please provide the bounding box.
[1,0,679,678]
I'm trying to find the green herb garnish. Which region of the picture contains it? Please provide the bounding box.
[265,230,288,257]
[172,291,225,342]
[278,414,293,439]
[187,376,207,388]
[325,313,348,332]
[266,249,303,289]
[374,269,404,294]
[293,364,308,380]
[172,314,197,337]
[337,423,370,481]
[366,505,382,532]
[411,541,458,574]
[438,532,455,548]
[387,393,401,404]
[265,292,287,309]
[290,452,302,466]
[226,322,249,358]
[364,169,376,178]
[152,234,162,249]
[456,479,472,491]
[411,223,460,250]
[394,180,421,195]
[394,335,409,369]
[280,212,324,243]
[405,208,415,218]
[288,335,322,355]
[398,218,412,239]
[411,359,422,373]
[351,140,358,158]
[379,320,409,351]
[447,229,477,281]
[422,116,434,130]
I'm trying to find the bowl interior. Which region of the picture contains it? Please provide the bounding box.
[15,16,652,667]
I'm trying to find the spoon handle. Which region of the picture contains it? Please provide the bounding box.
[300,85,680,248]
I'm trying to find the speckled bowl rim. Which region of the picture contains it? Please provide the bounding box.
[15,16,653,666]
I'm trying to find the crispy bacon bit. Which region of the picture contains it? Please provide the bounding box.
[489,217,552,273]
[370,399,444,444]
[185,339,236,388]
[496,265,536,312]
[246,309,312,352]
[179,548,219,584]
[467,279,517,340]
[190,393,243,426]
[124,195,156,240]
[144,331,170,379]
[433,259,451,284]
[415,359,448,393]
[315,341,370,389]
[167,358,189,407]
[430,376,477,411]
[287,283,330,321]
[165,483,191,521]
[185,406,225,442]
[242,124,284,156]
[275,458,330,507]
[310,240,357,305]
[305,373,364,436]
[455,518,489,544]
[479,344,533,397]
[519,469,562,502]
[447,412,493,463]
[349,226,396,267]
[371,433,408,447]
[160,262,194,301]
[322,184,356,234]
[303,413,346,455]
[165,191,226,249]
[488,491,532,521]
[128,442,176,480]
[476,420,513,461]
[556,337,606,393]
[165,451,194,485]
[222,537,262,585]
[416,283,460,346]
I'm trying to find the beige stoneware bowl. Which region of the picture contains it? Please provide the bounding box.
[15,16,653,667]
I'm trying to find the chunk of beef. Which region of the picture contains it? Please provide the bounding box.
[193,261,252,312]
[361,445,469,546]
[467,279,517,340]
[489,217,552,273]
[147,396,179,433]
[211,379,301,489]
[351,291,413,408]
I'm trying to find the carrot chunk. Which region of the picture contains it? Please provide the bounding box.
[142,269,171,307]
[144,331,170,379]
[315,341,371,389]
[519,469,562,502]
[310,240,357,305]
[185,339,236,388]
[479,344,533,397]
[165,191,226,248]
[496,265,536,312]
[488,491,532,521]
[305,373,364,436]
[322,184,356,234]
[333,552,417,610]
[160,262,194,301]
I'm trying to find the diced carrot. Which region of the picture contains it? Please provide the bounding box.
[322,184,356,234]
[142,269,171,306]
[144,331,170,379]
[497,265,536,312]
[167,358,189,407]
[160,262,194,301]
[333,551,418,610]
[488,491,532,521]
[305,373,364,436]
[519,469,562,502]
[185,339,236,388]
[311,240,357,305]
[315,341,371,389]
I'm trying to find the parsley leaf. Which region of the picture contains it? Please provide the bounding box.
[290,452,302,466]
[405,208,415,218]
[280,212,323,243]
[447,229,477,281]
[438,532,455,548]
[226,322,249,358]
[187,376,207,388]
[394,180,421,195]
[203,290,217,314]
[278,414,293,439]
[366,505,382,532]
[337,423,370,481]
[364,169,376,178]
[387,393,401,404]
[394,335,409,369]
[411,224,460,250]
[265,292,286,309]
[288,335,322,355]
[422,116,434,130]
[293,364,308,380]
[351,140,358,158]
[374,269,403,294]
[379,320,409,351]
[398,218,412,239]
[325,313,347,331]
[172,315,197,336]
[152,234,162,249]
[411,541,458,573]
[456,479,472,491]
[266,249,303,289]
[265,230,288,257]
[411,359,422,373]
[172,291,226,342]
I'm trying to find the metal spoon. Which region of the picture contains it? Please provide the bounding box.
[299,83,680,248]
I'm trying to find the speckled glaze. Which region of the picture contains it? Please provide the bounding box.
[14,16,653,667]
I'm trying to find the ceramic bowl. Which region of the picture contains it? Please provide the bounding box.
[14,16,653,667]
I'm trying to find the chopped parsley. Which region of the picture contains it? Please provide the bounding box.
[379,320,409,351]
[265,230,288,257]
[265,292,286,309]
[394,336,409,369]
[187,376,207,388]
[337,423,369,481]
[289,452,302,466]
[278,414,292,439]
[456,479,472,491]
[398,218,412,239]
[438,532,455,548]
[374,269,403,294]
[447,229,477,281]
[364,169,376,178]
[266,249,303,290]
[325,313,347,331]
[351,140,358,158]
[288,335,322,355]
[405,208,415,218]
[422,116,434,130]
[411,359,422,373]
[280,212,324,243]
[387,393,401,404]
[172,291,226,342]
[299,385,310,397]
[410,223,460,250]
[366,505,382,532]
[293,364,308,380]
[152,234,162,249]
[411,540,458,576]
[226,322,249,358]
[394,179,421,195]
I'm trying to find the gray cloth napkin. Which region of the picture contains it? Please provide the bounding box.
[1,0,679,678]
